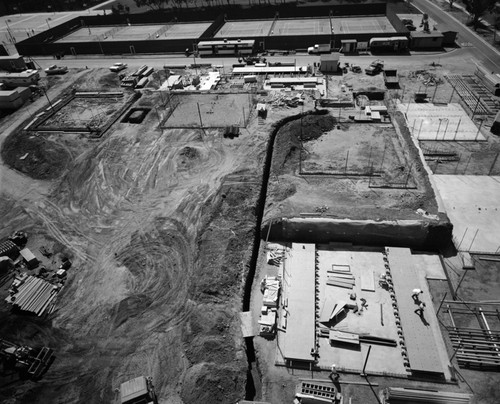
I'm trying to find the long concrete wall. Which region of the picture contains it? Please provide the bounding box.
[261,216,453,251]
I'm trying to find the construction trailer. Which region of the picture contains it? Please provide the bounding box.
[19,248,39,270]
[0,338,54,380]
[0,69,40,87]
[0,87,31,110]
[0,53,27,72]
[120,376,158,404]
[409,31,443,49]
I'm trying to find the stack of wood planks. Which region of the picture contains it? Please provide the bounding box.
[384,387,471,403]
[327,264,355,289]
[6,275,58,316]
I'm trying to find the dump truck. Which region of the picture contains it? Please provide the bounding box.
[307,44,331,54]
[383,69,399,87]
[365,59,384,75]
[120,376,158,404]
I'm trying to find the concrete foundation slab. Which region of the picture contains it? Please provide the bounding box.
[315,246,407,376]
[398,103,486,141]
[281,243,316,363]
[434,175,500,253]
[386,247,449,378]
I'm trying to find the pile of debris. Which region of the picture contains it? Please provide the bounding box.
[407,70,443,86]
[259,276,281,337]
[269,92,305,108]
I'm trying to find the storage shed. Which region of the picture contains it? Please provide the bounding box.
[410,31,443,49]
[439,25,458,46]
[341,39,357,54]
[20,248,39,270]
[320,53,340,73]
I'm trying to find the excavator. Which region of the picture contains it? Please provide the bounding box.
[0,338,54,380]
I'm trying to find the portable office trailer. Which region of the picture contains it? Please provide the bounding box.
[0,70,40,87]
[197,39,255,56]
[410,31,443,49]
[369,36,408,52]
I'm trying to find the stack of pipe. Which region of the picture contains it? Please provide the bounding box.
[385,387,471,403]
[7,276,58,316]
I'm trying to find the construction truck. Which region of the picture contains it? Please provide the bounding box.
[120,376,158,404]
[365,59,384,75]
[0,338,54,380]
[307,44,331,54]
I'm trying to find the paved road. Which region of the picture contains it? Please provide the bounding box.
[33,48,471,72]
[413,0,500,71]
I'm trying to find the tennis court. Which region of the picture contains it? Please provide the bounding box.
[163,22,211,39]
[271,18,331,36]
[331,16,396,34]
[56,26,111,43]
[214,20,274,38]
[0,11,101,43]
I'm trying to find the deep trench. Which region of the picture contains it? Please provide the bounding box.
[241,108,329,400]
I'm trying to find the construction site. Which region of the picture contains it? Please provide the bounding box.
[1,18,500,404]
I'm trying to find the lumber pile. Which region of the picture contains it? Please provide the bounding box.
[6,275,58,316]
[327,264,355,289]
[383,387,471,403]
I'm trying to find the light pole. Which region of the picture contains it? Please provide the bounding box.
[41,87,54,112]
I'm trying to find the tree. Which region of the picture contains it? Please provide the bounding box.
[463,0,496,30]
[134,0,170,11]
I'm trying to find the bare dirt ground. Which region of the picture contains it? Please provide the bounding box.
[0,68,271,403]
[1,52,500,404]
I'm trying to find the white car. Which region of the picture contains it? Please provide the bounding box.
[109,62,128,72]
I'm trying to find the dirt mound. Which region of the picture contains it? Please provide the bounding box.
[180,362,246,404]
[1,131,70,180]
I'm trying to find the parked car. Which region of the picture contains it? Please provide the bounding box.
[109,62,128,72]
[44,65,68,75]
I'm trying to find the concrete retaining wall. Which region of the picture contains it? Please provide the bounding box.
[261,216,453,251]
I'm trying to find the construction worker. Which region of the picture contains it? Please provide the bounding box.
[415,302,426,317]
[411,288,423,302]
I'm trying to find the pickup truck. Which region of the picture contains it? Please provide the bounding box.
[365,60,384,75]
[109,62,128,72]
[44,65,68,75]
[307,44,331,54]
